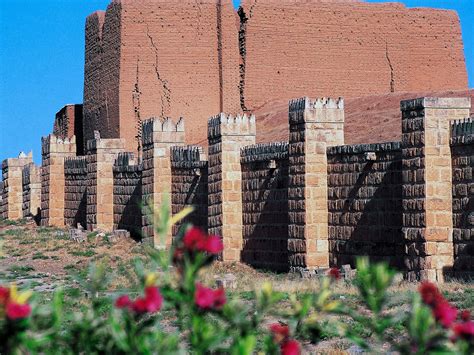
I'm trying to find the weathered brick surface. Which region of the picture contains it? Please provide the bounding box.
[141,117,185,246]
[54,105,84,155]
[241,142,289,271]
[450,118,474,278]
[84,1,467,152]
[22,162,41,221]
[208,113,256,261]
[401,98,471,281]
[113,152,143,239]
[239,0,467,112]
[64,157,88,228]
[84,0,240,153]
[288,98,344,271]
[327,142,403,268]
[171,146,208,241]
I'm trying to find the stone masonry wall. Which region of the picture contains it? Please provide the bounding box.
[64,157,88,228]
[22,163,41,221]
[451,118,474,277]
[241,142,289,271]
[113,153,143,239]
[327,142,403,268]
[171,146,209,241]
[54,105,84,155]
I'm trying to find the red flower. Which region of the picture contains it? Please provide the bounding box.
[453,321,474,340]
[270,323,290,343]
[115,295,132,309]
[419,282,444,307]
[198,235,223,254]
[0,287,9,305]
[183,227,223,255]
[116,287,163,314]
[6,302,31,320]
[461,310,471,322]
[433,301,458,328]
[328,268,341,280]
[194,284,226,310]
[281,339,301,355]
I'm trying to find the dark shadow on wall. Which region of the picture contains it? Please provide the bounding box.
[329,157,404,270]
[241,160,290,272]
[118,184,143,241]
[74,192,87,229]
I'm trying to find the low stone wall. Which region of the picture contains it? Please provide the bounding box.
[241,142,290,271]
[451,118,474,277]
[64,157,88,228]
[327,142,403,268]
[171,146,208,242]
[113,153,143,239]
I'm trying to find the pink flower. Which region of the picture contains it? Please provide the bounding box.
[115,295,132,309]
[328,268,341,280]
[281,339,301,355]
[194,284,226,310]
[6,302,31,320]
[433,301,458,328]
[143,286,163,313]
[183,227,223,255]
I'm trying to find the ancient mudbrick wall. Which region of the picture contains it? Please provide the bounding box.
[241,142,289,271]
[171,146,208,241]
[0,181,4,219]
[327,142,403,268]
[451,118,474,277]
[64,157,88,228]
[84,0,240,153]
[22,163,41,221]
[239,0,467,112]
[113,153,143,239]
[54,105,84,155]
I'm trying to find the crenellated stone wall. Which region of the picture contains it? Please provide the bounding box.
[327,142,403,268]
[64,157,88,228]
[208,113,256,261]
[241,142,289,271]
[142,117,185,246]
[171,146,209,241]
[451,118,474,278]
[113,152,143,239]
[2,95,473,281]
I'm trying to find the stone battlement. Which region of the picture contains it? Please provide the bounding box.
[2,96,473,281]
[208,113,256,139]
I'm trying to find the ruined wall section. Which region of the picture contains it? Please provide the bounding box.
[327,142,403,268]
[64,157,88,228]
[451,118,474,277]
[239,0,468,111]
[85,0,241,153]
[241,142,289,271]
[54,105,84,155]
[171,146,209,241]
[113,152,143,239]
[83,5,122,150]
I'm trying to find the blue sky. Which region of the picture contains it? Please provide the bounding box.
[0,0,473,164]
